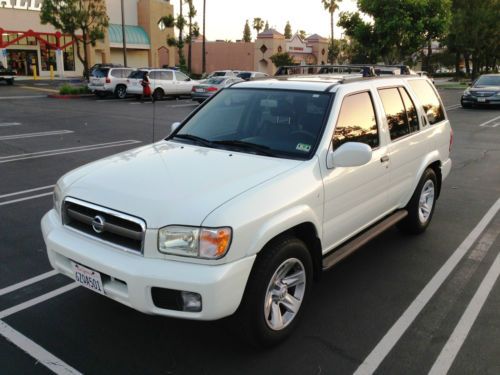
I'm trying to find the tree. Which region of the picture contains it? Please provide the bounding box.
[202,0,206,74]
[298,30,307,40]
[270,52,295,67]
[159,5,187,71]
[264,20,270,31]
[420,0,451,73]
[40,0,109,78]
[185,0,199,73]
[253,18,265,36]
[284,21,292,39]
[243,20,252,42]
[322,0,342,63]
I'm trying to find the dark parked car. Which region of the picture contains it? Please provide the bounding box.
[0,65,15,85]
[461,74,500,108]
[191,77,243,103]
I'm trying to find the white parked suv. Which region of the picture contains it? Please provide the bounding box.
[42,74,452,345]
[126,68,198,100]
[88,67,135,99]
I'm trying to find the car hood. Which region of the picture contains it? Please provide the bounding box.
[60,141,302,228]
[470,86,500,92]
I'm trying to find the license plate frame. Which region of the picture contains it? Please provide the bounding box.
[73,262,105,295]
[477,97,487,102]
[195,88,204,93]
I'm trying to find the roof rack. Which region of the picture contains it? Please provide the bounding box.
[274,64,414,78]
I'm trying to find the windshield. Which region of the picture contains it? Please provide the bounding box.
[170,88,332,159]
[474,75,500,87]
[206,78,226,85]
[129,70,146,79]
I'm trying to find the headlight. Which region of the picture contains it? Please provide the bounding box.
[158,226,232,259]
[53,184,62,214]
[463,89,471,97]
[495,91,500,97]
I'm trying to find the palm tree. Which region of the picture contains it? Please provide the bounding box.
[253,18,265,36]
[322,0,342,63]
[202,0,206,74]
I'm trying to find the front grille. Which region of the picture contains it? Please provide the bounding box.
[471,91,495,97]
[63,197,146,254]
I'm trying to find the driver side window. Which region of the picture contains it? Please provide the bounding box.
[333,91,379,150]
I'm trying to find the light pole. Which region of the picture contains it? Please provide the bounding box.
[121,0,127,66]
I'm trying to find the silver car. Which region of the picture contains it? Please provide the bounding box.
[191,77,244,103]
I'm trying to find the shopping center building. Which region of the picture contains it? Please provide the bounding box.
[0,0,176,77]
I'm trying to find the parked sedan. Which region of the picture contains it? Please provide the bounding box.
[191,77,244,103]
[461,74,500,108]
[127,69,198,100]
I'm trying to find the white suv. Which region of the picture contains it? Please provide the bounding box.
[42,75,452,346]
[88,67,135,99]
[126,68,198,100]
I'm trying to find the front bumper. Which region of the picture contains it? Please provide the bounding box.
[461,95,500,106]
[41,209,255,320]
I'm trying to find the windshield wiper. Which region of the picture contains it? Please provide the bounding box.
[173,134,213,147]
[212,140,276,156]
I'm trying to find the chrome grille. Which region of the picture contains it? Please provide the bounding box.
[471,91,495,97]
[62,197,146,254]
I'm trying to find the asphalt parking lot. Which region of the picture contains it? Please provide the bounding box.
[0,85,499,375]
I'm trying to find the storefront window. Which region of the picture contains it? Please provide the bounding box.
[1,33,36,46]
[40,42,56,71]
[62,36,76,71]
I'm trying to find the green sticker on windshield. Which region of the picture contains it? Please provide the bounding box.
[296,143,311,152]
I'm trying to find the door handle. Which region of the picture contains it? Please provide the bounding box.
[380,155,390,163]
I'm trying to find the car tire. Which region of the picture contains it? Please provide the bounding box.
[237,235,313,347]
[153,88,164,101]
[6,79,14,86]
[114,85,127,99]
[398,168,438,234]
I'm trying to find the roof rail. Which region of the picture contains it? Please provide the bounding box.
[274,64,413,77]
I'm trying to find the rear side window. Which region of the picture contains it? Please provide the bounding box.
[408,80,445,125]
[110,69,121,78]
[333,91,379,150]
[379,87,420,140]
[160,71,173,80]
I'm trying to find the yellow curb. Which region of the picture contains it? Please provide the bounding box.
[19,85,59,93]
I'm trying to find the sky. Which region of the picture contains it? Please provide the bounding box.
[182,0,359,41]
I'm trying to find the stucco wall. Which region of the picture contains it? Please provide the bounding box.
[110,49,148,68]
[106,0,138,26]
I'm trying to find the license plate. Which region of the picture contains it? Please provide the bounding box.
[73,263,105,295]
[195,88,204,92]
[477,98,486,102]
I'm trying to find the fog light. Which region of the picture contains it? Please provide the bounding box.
[181,291,202,312]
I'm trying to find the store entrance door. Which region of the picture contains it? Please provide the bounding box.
[7,50,39,76]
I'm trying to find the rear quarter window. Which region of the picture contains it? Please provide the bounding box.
[408,80,445,125]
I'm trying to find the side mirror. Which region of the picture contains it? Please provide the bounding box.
[327,142,372,169]
[170,122,181,134]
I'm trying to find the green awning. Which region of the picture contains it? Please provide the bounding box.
[108,24,150,46]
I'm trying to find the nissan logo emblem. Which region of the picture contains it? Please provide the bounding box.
[92,215,105,234]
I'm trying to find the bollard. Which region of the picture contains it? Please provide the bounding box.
[50,65,54,80]
[33,65,38,80]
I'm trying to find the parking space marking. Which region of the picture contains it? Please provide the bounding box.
[0,185,54,199]
[0,130,73,141]
[0,122,22,127]
[479,115,500,127]
[0,139,141,164]
[0,283,79,320]
[446,104,461,110]
[171,103,198,108]
[429,251,500,375]
[0,270,58,297]
[354,197,500,375]
[0,192,53,206]
[0,320,82,375]
[0,95,46,100]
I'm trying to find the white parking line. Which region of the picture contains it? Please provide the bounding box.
[0,270,58,297]
[0,283,79,320]
[0,95,46,100]
[429,251,500,375]
[0,320,82,375]
[354,197,500,375]
[0,130,73,141]
[171,103,198,108]
[0,192,53,206]
[0,185,54,199]
[0,122,22,127]
[0,139,141,164]
[446,104,461,110]
[479,115,500,127]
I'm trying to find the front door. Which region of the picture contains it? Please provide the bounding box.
[321,90,392,253]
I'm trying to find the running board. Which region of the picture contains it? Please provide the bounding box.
[322,210,408,271]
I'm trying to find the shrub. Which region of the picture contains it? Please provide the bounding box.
[59,84,90,95]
